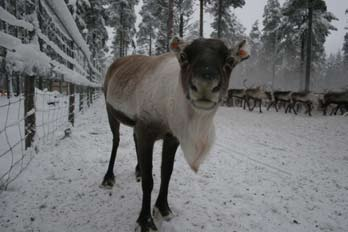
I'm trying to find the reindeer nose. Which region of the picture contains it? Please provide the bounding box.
[190,77,220,95]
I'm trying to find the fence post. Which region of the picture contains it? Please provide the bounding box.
[38,76,43,90]
[24,75,36,149]
[68,83,75,126]
[87,87,90,108]
[79,85,83,112]
[90,87,94,104]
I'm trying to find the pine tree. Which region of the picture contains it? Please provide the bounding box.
[207,0,245,40]
[174,0,193,38]
[84,0,108,67]
[249,20,262,65]
[260,0,282,77]
[343,9,348,71]
[107,0,138,58]
[136,0,158,55]
[343,33,348,72]
[280,0,337,90]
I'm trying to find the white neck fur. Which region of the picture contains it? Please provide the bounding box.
[167,79,216,172]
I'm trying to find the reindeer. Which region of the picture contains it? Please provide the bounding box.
[288,92,319,116]
[226,88,246,107]
[267,91,292,113]
[245,86,273,113]
[101,37,249,231]
[320,91,348,115]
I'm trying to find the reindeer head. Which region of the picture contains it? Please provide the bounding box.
[171,37,249,111]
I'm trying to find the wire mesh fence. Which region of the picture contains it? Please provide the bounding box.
[0,0,103,191]
[0,75,100,191]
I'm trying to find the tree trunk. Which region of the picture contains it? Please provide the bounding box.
[119,3,124,57]
[200,0,203,37]
[217,0,223,39]
[305,1,313,93]
[149,33,152,56]
[178,0,184,38]
[24,75,36,149]
[300,32,306,91]
[167,0,174,52]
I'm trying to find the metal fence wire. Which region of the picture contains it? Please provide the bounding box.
[0,75,100,191]
[0,0,103,191]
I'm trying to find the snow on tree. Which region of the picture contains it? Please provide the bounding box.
[248,20,262,67]
[152,0,169,55]
[185,20,200,40]
[137,0,193,55]
[208,0,246,46]
[207,0,245,41]
[84,0,108,66]
[136,0,158,55]
[173,0,193,38]
[260,0,282,78]
[107,0,138,58]
[279,0,337,90]
[344,9,348,71]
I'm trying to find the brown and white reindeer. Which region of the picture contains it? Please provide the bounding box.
[288,92,319,116]
[245,86,273,113]
[267,90,293,113]
[226,88,246,107]
[320,91,348,115]
[101,37,249,232]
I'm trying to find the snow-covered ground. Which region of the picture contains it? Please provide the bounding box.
[1,97,347,232]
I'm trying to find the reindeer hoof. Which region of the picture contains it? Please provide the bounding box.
[136,217,158,232]
[153,207,175,221]
[100,173,115,189]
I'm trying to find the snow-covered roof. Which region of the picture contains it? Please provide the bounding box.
[0,6,34,31]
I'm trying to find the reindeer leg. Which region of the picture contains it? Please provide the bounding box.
[292,102,297,115]
[330,105,337,116]
[259,99,262,113]
[101,107,120,188]
[274,100,279,112]
[154,134,179,221]
[334,104,340,115]
[308,103,312,116]
[133,132,141,182]
[285,102,289,114]
[135,123,157,232]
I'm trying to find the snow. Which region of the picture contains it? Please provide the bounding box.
[37,31,88,77]
[6,43,51,76]
[0,6,34,31]
[1,98,347,232]
[52,61,100,87]
[1,31,99,86]
[0,31,21,50]
[0,89,87,187]
[45,0,101,76]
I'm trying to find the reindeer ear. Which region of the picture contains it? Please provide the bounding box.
[225,40,250,70]
[170,36,188,65]
[236,40,249,61]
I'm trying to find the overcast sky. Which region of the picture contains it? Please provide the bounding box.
[109,0,348,56]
